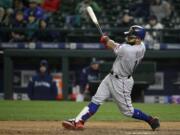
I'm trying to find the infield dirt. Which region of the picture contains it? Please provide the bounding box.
[0,121,180,135]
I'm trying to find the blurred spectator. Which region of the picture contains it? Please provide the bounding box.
[0,7,5,26]
[65,16,81,28]
[6,9,14,25]
[144,15,163,46]
[0,0,13,9]
[34,19,53,42]
[116,10,134,28]
[0,0,14,26]
[24,0,44,20]
[10,11,26,42]
[13,0,26,12]
[42,0,61,13]
[0,7,13,41]
[130,0,151,20]
[26,11,39,41]
[161,4,180,28]
[79,58,100,99]
[150,0,172,21]
[42,0,61,20]
[27,60,58,100]
[75,0,102,22]
[64,0,80,28]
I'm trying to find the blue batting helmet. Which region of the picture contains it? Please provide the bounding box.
[124,25,146,40]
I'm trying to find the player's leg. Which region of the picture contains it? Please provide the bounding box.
[109,76,160,130]
[76,74,111,122]
[62,75,111,130]
[108,76,135,117]
[62,102,100,130]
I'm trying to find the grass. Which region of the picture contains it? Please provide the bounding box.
[0,101,180,121]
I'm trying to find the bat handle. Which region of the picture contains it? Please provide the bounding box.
[95,24,104,36]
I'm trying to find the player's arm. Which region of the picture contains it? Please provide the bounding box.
[100,35,125,56]
[100,35,117,49]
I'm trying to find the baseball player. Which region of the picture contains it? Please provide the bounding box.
[62,25,160,131]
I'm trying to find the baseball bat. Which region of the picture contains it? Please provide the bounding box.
[86,6,104,36]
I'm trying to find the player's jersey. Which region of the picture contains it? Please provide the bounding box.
[112,42,146,77]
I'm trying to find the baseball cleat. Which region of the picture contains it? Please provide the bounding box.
[62,119,84,130]
[148,117,160,131]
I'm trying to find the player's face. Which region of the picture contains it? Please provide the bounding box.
[149,19,157,26]
[16,13,23,21]
[91,64,99,70]
[126,36,136,45]
[29,2,37,8]
[28,15,35,23]
[40,65,47,73]
[40,20,47,29]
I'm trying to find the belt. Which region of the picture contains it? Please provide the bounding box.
[110,71,131,79]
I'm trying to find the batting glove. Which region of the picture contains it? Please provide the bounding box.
[100,35,110,48]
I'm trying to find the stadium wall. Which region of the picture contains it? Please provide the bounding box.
[0,43,180,103]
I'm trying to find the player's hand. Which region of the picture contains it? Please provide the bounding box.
[100,35,110,46]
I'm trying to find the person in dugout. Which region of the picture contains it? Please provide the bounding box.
[79,58,100,99]
[27,59,58,100]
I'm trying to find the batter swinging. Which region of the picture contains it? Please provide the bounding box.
[62,25,160,131]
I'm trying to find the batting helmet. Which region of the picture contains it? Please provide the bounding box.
[124,25,146,40]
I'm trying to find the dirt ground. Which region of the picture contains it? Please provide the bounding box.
[0,121,180,135]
